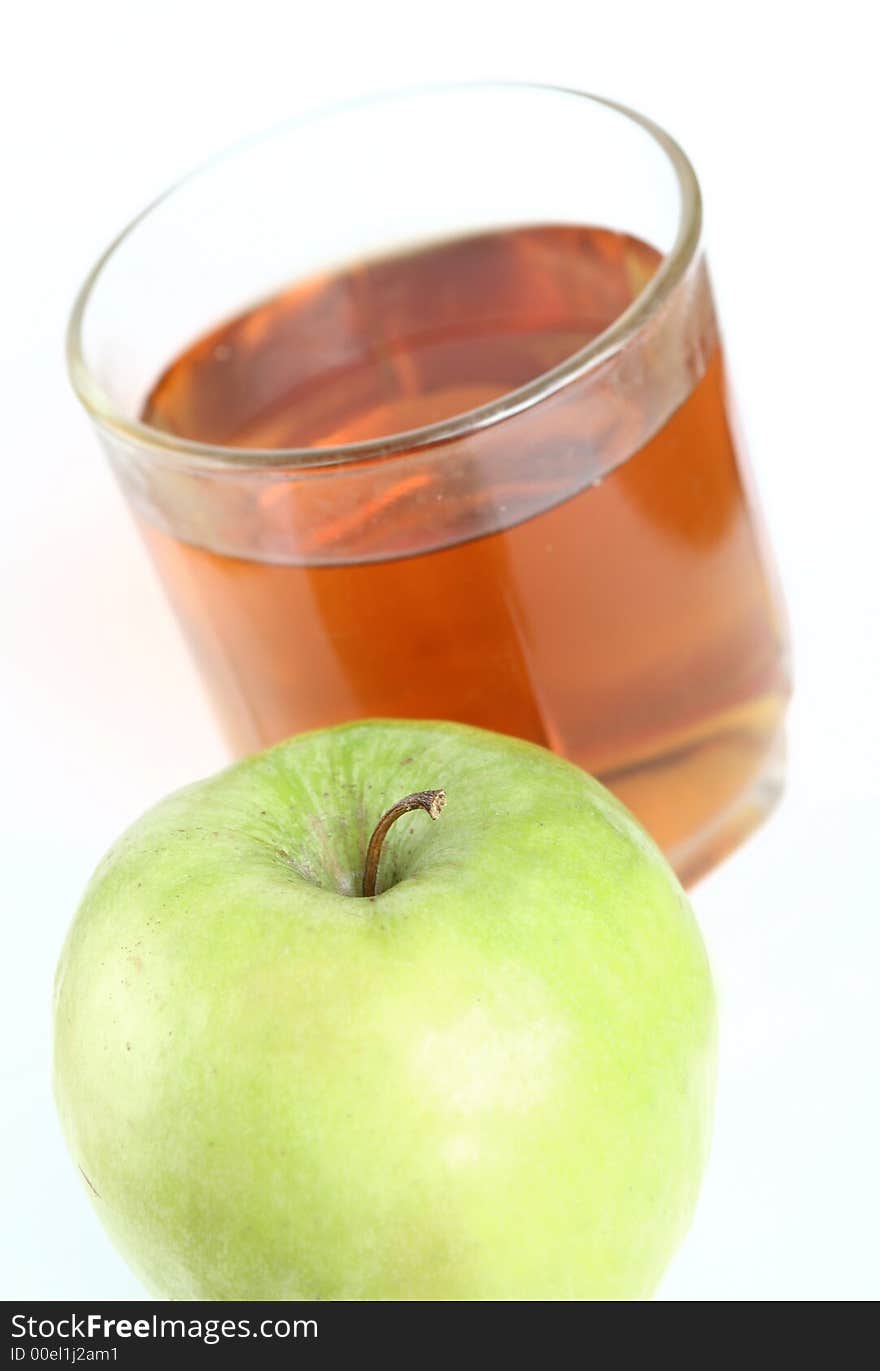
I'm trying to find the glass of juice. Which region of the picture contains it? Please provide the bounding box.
[67,83,790,885]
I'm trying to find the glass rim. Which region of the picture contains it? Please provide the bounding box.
[66,80,702,473]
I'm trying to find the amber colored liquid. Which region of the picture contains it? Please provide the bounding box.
[142,226,789,883]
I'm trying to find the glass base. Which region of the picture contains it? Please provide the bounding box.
[666,725,787,887]
[599,706,788,889]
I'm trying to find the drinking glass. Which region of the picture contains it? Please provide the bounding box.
[68,83,790,885]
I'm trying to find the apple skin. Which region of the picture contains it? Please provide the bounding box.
[54,720,716,1301]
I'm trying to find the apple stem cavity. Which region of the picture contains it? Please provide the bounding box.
[362,790,446,898]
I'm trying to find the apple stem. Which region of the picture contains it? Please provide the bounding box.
[362,789,446,898]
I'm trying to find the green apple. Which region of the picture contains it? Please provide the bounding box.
[54,720,716,1300]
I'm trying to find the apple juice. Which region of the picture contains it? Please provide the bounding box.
[140,225,790,884]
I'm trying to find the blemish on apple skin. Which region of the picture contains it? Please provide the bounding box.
[78,1166,102,1200]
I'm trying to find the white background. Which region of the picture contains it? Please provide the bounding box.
[3,0,879,1301]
